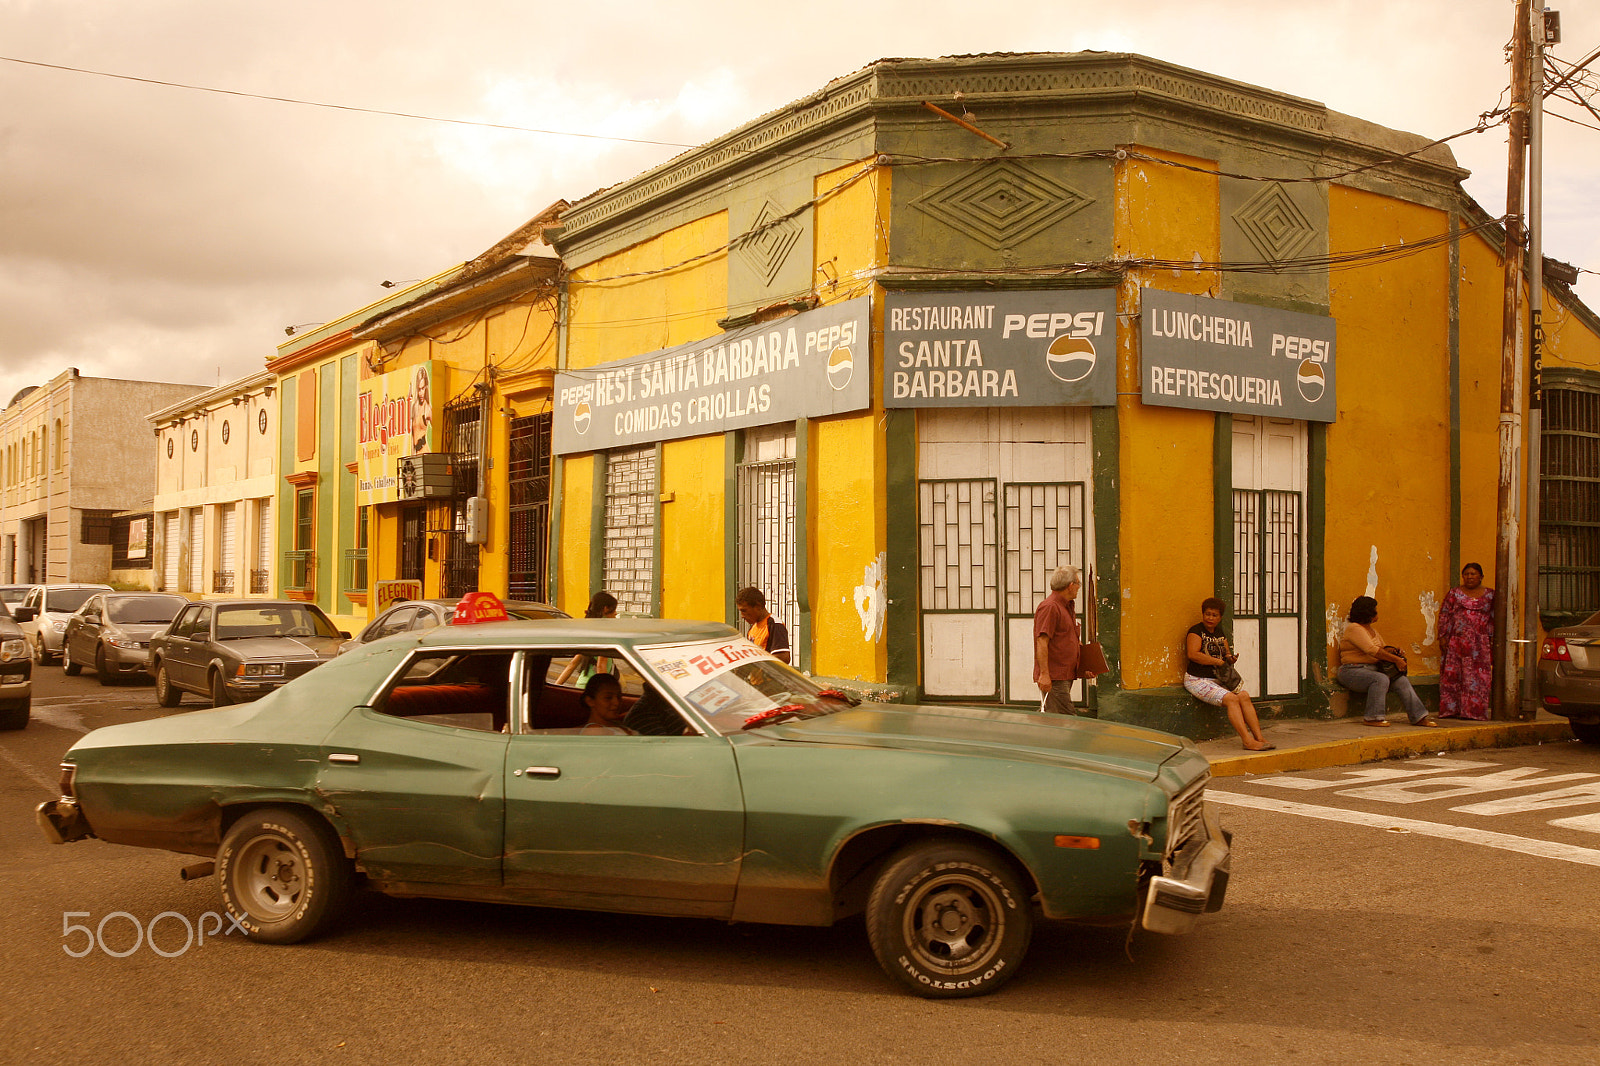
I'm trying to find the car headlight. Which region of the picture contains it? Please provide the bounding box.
[239,663,285,678]
[0,638,24,661]
[107,638,142,650]
[51,620,68,632]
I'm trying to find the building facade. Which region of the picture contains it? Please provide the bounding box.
[1,370,204,586]
[148,372,279,599]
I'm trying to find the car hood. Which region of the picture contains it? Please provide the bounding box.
[109,623,171,640]
[754,702,1194,782]
[216,635,344,662]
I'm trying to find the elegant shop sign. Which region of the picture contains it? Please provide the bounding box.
[1140,289,1337,422]
[553,297,871,454]
[882,289,1117,408]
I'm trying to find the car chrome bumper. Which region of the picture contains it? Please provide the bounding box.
[1140,803,1231,935]
[36,798,93,844]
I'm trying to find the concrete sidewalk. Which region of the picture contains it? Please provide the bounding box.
[1194,709,1578,777]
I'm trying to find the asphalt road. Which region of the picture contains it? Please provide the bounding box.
[2,665,1597,1065]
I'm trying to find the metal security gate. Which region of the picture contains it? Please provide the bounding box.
[1003,483,1088,701]
[399,504,425,583]
[737,456,797,636]
[1232,488,1303,697]
[603,446,657,616]
[439,396,482,597]
[252,498,272,594]
[187,509,203,593]
[216,503,237,594]
[919,479,999,699]
[507,413,552,601]
[163,513,180,591]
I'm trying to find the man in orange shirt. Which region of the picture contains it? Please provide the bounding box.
[736,586,791,663]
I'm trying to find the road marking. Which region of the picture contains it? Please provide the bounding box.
[1208,790,1600,867]
[0,745,60,792]
[1453,782,1600,816]
[1257,758,1500,789]
[1335,767,1600,804]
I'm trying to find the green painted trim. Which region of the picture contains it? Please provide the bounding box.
[588,453,606,606]
[1305,422,1328,701]
[1090,406,1121,700]
[884,409,918,689]
[277,377,297,597]
[548,457,564,604]
[1213,412,1233,608]
[724,431,740,626]
[1449,213,1462,579]
[794,417,811,672]
[651,442,664,617]
[317,366,337,614]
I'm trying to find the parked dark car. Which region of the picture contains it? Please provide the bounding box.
[0,600,32,729]
[1539,613,1600,744]
[12,584,114,663]
[148,600,348,707]
[62,592,191,686]
[339,597,569,655]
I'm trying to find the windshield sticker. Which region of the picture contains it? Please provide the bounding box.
[640,639,772,698]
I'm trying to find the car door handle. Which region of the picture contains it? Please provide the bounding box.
[514,766,560,778]
[328,753,361,764]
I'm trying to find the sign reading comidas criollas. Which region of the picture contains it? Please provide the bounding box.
[553,297,871,454]
[881,289,1118,408]
[1140,289,1337,422]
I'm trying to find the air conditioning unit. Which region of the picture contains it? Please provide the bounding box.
[396,453,453,500]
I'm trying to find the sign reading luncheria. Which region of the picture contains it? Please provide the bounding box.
[1140,289,1336,422]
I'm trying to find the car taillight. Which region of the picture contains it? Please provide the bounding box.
[1542,637,1571,661]
[58,761,76,799]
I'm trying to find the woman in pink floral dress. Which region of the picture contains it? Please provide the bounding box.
[1437,562,1494,720]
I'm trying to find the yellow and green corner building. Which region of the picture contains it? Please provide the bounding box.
[270,53,1600,738]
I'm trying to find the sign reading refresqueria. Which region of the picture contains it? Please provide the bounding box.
[883,289,1117,408]
[1140,289,1337,422]
[553,297,870,454]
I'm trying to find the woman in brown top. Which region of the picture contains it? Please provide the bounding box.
[1336,596,1437,728]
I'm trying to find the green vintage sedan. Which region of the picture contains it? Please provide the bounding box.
[37,609,1230,997]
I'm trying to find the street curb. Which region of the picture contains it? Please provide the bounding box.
[1207,720,1575,777]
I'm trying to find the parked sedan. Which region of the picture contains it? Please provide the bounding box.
[38,598,1230,998]
[339,597,568,654]
[148,599,348,707]
[12,584,114,663]
[1539,613,1600,744]
[61,592,190,685]
[0,600,31,730]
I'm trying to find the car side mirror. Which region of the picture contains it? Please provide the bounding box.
[13,606,35,623]
[339,631,351,638]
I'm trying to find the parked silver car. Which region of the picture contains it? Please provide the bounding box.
[339,597,568,655]
[13,584,114,664]
[61,592,190,686]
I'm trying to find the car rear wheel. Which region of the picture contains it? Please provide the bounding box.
[32,636,51,665]
[1571,720,1600,745]
[217,809,352,944]
[865,840,1033,998]
[210,669,232,707]
[95,645,116,686]
[62,642,81,676]
[154,662,182,707]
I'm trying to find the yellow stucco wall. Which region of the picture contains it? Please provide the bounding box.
[810,160,889,681]
[659,435,725,619]
[559,453,595,614]
[1326,186,1455,665]
[1114,147,1222,688]
[1457,232,1509,581]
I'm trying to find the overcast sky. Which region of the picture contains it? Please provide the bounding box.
[1,0,1594,410]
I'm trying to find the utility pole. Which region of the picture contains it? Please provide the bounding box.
[1523,4,1553,718]
[1492,0,1532,720]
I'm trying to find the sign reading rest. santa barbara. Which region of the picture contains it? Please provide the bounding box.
[1140,289,1337,422]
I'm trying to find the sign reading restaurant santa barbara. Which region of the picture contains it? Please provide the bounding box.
[553,297,871,454]
[882,289,1118,408]
[1140,289,1337,422]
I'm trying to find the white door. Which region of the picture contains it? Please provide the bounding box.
[219,503,237,592]
[187,509,204,594]
[255,498,272,594]
[1231,415,1307,698]
[162,513,180,591]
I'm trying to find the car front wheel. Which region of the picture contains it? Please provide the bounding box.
[211,669,232,707]
[95,645,116,686]
[217,809,352,944]
[154,662,182,707]
[32,636,51,665]
[1571,719,1600,745]
[865,840,1033,998]
[62,642,81,676]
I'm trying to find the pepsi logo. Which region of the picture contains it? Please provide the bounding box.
[1296,359,1325,403]
[574,401,591,434]
[827,345,853,391]
[1045,335,1097,383]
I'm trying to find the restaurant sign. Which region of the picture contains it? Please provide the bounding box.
[553,297,870,454]
[882,289,1118,408]
[356,361,439,506]
[1140,289,1337,422]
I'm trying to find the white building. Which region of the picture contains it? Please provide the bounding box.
[1,370,205,585]
[149,372,279,598]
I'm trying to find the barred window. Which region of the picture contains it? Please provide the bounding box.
[603,446,657,616]
[737,425,797,640]
[1541,386,1600,622]
[81,509,116,545]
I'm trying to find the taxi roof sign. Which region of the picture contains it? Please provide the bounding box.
[450,591,510,625]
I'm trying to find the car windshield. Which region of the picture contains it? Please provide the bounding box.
[45,588,100,613]
[106,595,188,624]
[636,638,854,735]
[214,605,340,640]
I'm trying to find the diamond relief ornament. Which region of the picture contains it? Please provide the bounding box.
[1232,183,1316,262]
[912,161,1093,250]
[735,200,803,285]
